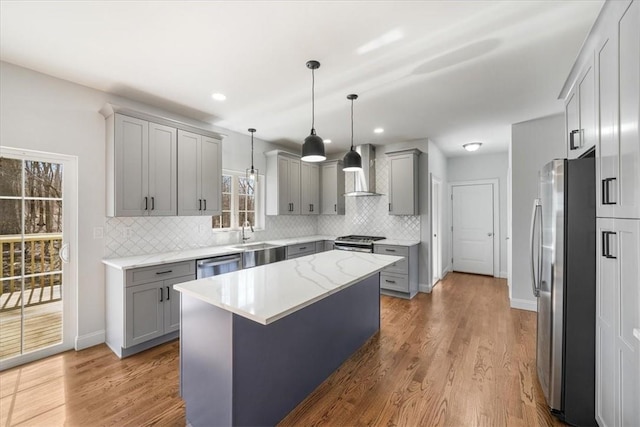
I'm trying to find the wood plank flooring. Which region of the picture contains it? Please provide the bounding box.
[0,272,563,426]
[0,301,62,359]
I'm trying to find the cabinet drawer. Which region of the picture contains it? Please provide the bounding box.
[315,241,325,253]
[287,243,315,259]
[380,273,409,293]
[126,261,196,287]
[374,245,409,274]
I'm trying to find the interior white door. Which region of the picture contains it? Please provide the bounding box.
[452,183,494,275]
[431,175,442,285]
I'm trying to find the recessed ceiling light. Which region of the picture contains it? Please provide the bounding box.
[323,139,332,144]
[211,93,226,101]
[463,142,482,152]
[374,128,384,134]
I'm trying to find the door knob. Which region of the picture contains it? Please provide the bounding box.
[487,232,493,237]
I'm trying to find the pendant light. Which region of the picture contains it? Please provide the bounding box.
[342,94,362,171]
[246,128,258,182]
[301,60,326,162]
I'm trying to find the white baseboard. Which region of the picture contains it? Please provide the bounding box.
[75,330,105,350]
[510,298,537,312]
[498,271,508,279]
[419,283,432,293]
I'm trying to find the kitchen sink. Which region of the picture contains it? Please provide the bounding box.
[230,242,283,251]
[228,242,286,269]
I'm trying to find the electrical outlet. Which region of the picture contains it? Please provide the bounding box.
[93,227,104,239]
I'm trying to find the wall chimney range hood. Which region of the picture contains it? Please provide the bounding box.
[344,144,383,197]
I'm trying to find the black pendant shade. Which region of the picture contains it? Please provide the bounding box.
[342,94,362,171]
[301,60,326,162]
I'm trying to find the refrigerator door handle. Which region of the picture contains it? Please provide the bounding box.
[530,198,541,297]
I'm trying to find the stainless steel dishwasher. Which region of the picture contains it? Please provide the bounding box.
[196,253,243,279]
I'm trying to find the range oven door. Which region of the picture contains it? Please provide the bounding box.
[334,243,373,253]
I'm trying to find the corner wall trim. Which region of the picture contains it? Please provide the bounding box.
[510,298,537,312]
[75,330,105,350]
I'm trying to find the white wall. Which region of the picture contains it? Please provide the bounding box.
[510,113,566,311]
[0,61,295,348]
[447,152,509,278]
[427,140,449,289]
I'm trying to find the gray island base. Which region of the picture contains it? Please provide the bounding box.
[180,273,380,427]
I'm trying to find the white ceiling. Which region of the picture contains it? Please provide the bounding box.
[0,1,603,157]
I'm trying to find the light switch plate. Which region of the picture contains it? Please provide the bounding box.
[93,227,104,239]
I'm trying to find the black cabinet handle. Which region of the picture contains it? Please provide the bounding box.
[334,204,337,212]
[144,196,148,210]
[159,288,163,302]
[385,248,396,252]
[151,196,155,210]
[385,279,396,284]
[199,199,202,210]
[204,199,207,211]
[602,178,616,205]
[602,231,617,259]
[569,129,581,150]
[299,246,307,250]
[166,286,170,300]
[155,270,173,275]
[388,203,391,212]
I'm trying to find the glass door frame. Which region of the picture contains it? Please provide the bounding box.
[0,147,77,371]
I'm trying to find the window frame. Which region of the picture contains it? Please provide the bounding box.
[212,169,264,231]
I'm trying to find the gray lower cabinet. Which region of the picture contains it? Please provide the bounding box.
[286,242,316,259]
[374,243,419,299]
[106,260,195,358]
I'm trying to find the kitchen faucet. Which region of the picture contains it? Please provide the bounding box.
[241,220,254,242]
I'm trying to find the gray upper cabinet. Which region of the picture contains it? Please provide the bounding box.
[566,57,596,159]
[177,130,222,216]
[387,149,420,215]
[321,160,345,215]
[266,151,302,215]
[101,104,224,218]
[107,113,177,217]
[301,162,319,215]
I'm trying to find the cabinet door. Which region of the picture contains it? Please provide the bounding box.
[201,136,222,215]
[577,61,596,158]
[566,89,580,159]
[597,30,618,218]
[148,122,177,216]
[389,154,417,215]
[289,157,301,215]
[596,218,640,427]
[277,156,290,214]
[301,163,319,215]
[617,0,640,219]
[125,281,164,347]
[178,130,202,216]
[115,114,148,216]
[163,276,186,334]
[321,163,337,214]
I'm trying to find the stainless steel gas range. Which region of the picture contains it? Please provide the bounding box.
[334,235,385,253]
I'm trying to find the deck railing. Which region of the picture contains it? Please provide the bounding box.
[0,233,62,312]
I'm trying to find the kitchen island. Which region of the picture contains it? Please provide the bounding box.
[174,250,402,427]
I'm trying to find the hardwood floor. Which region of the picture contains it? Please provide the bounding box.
[0,272,562,426]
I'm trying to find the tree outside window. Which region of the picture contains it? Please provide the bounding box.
[212,173,257,230]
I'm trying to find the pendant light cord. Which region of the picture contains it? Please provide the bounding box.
[251,132,255,169]
[311,69,315,130]
[350,98,354,150]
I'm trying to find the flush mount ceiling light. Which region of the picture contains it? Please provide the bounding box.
[343,94,363,172]
[246,128,259,182]
[211,93,226,101]
[463,142,483,152]
[301,60,326,162]
[374,128,384,134]
[323,139,332,144]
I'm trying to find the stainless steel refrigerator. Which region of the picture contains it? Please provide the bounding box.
[530,156,596,426]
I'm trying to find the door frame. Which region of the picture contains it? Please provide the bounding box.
[0,146,78,371]
[448,179,500,277]
[430,174,443,286]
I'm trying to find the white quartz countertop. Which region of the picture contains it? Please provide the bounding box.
[174,250,402,325]
[375,239,420,246]
[102,235,336,270]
